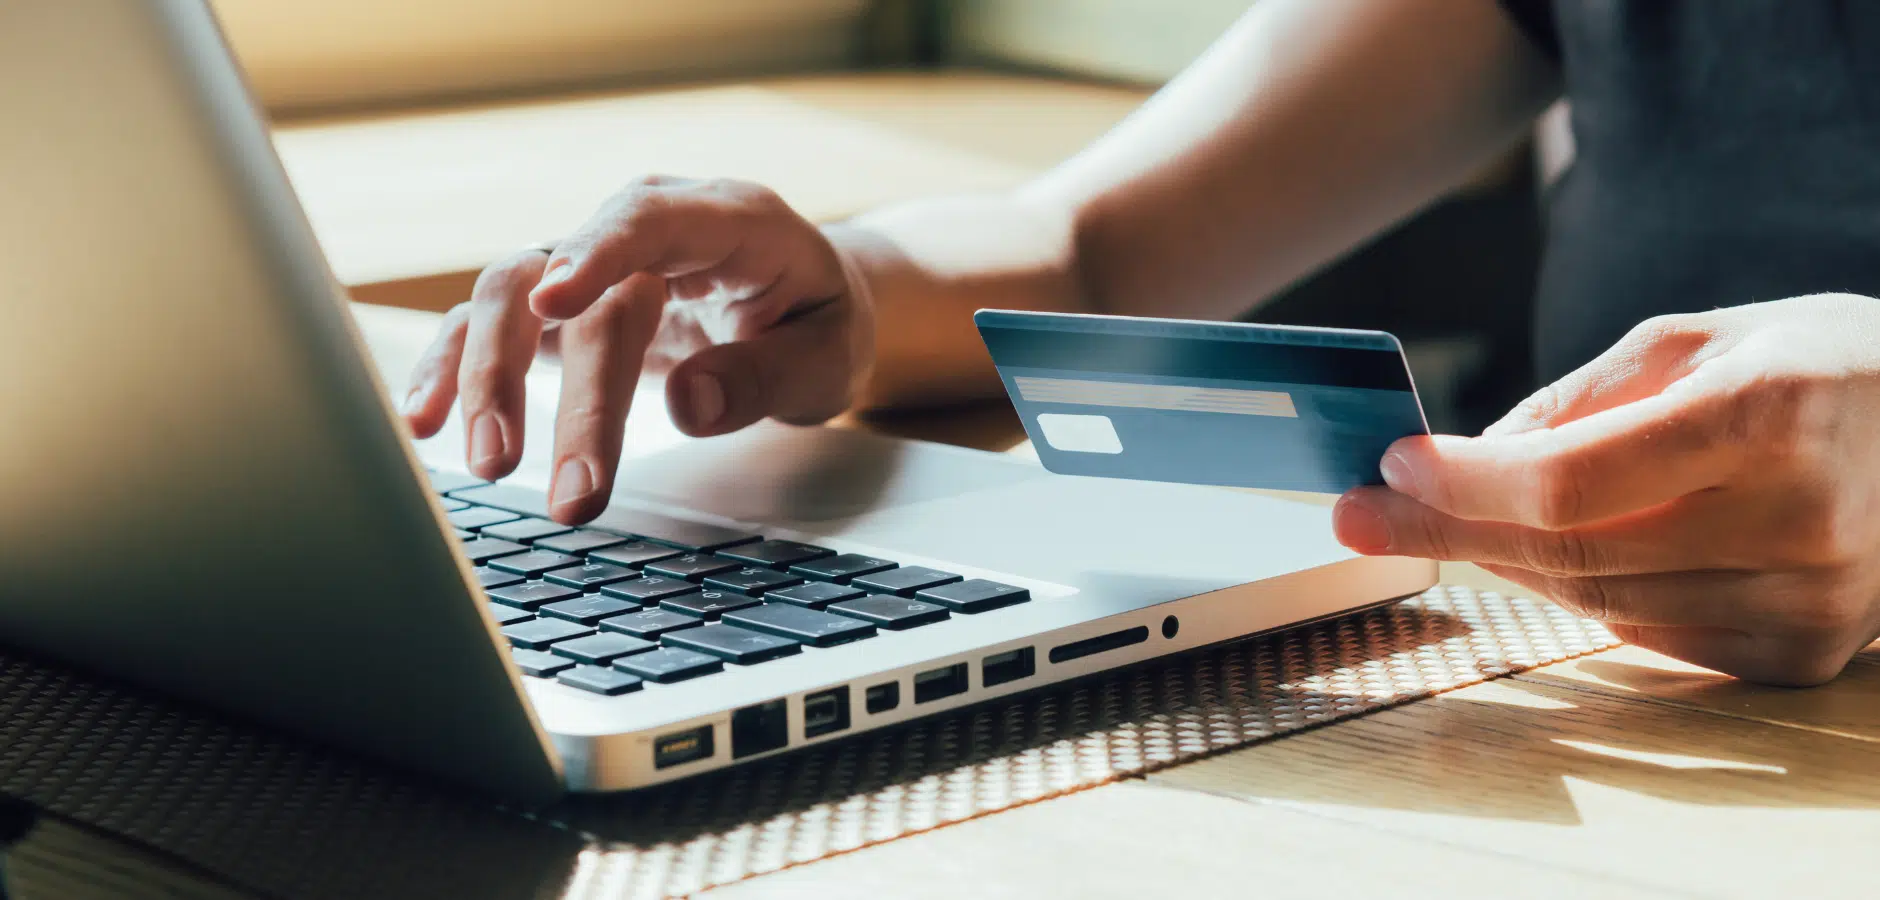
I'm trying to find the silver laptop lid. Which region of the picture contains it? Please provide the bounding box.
[0,0,560,802]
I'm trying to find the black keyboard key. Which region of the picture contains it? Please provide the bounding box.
[439,498,471,512]
[512,648,574,677]
[550,632,657,664]
[722,604,876,647]
[851,566,963,596]
[427,470,486,493]
[599,608,706,640]
[543,562,639,590]
[486,604,536,626]
[540,595,638,625]
[479,517,574,543]
[501,618,594,649]
[599,576,700,604]
[533,529,628,555]
[448,507,522,531]
[613,647,723,683]
[487,581,582,610]
[451,483,761,551]
[587,541,682,569]
[703,566,803,596]
[664,624,802,664]
[488,549,582,577]
[765,582,866,609]
[475,567,525,590]
[826,595,951,630]
[790,553,897,583]
[644,554,740,582]
[459,538,529,564]
[718,540,835,568]
[660,590,760,620]
[916,579,1031,613]
[558,665,643,695]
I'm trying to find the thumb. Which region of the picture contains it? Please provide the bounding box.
[664,302,864,436]
[1485,315,1723,437]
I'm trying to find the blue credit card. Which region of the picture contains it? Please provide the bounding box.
[976,310,1429,493]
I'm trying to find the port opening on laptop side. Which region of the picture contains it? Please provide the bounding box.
[913,663,969,704]
[981,647,1036,687]
[803,686,851,738]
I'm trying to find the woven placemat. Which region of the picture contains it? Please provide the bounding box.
[0,587,1617,899]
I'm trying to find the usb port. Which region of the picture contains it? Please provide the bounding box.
[803,686,851,739]
[981,647,1035,688]
[653,724,714,769]
[913,662,969,704]
[865,682,899,714]
[731,699,789,759]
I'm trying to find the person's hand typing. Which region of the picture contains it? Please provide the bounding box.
[399,176,874,524]
[1334,294,1880,685]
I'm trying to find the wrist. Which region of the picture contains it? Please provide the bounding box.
[826,233,877,317]
[821,225,882,409]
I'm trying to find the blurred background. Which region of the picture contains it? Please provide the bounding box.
[224,0,1546,435]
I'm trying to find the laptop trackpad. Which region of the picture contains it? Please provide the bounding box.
[612,423,1044,525]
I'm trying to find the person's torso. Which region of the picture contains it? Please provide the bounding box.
[1516,0,1880,378]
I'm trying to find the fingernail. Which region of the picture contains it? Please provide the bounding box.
[536,258,576,290]
[1333,495,1394,554]
[470,414,506,469]
[1380,451,1420,499]
[401,384,426,416]
[687,372,725,430]
[551,457,596,511]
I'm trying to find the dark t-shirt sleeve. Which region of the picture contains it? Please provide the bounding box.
[1498,0,1561,60]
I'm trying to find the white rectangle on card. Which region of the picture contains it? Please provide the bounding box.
[1014,376,1299,418]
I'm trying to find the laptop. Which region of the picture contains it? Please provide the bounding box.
[0,0,1436,804]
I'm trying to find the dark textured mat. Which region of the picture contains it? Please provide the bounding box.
[0,587,1615,899]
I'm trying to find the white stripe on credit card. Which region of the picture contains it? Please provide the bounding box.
[1014,376,1298,418]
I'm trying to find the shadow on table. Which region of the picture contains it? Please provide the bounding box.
[0,796,258,900]
[0,784,580,900]
[1151,662,1880,827]
[1568,652,1880,735]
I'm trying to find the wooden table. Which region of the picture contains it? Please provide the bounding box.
[305,74,1880,899]
[696,646,1880,899]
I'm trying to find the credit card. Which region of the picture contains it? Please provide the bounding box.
[975,310,1429,493]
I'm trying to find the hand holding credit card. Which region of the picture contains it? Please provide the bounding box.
[975,310,1429,493]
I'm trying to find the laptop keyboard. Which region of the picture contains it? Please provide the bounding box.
[425,470,1032,697]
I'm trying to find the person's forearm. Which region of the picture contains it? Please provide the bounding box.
[1034,0,1559,322]
[837,0,1561,412]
